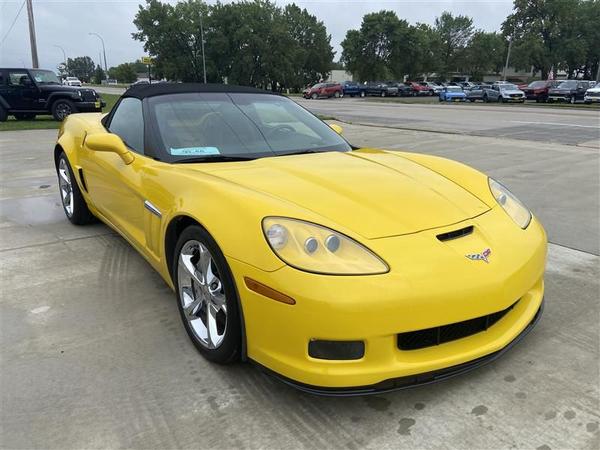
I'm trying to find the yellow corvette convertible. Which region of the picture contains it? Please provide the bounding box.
[54,84,546,395]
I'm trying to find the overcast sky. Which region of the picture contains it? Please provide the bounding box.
[0,0,514,70]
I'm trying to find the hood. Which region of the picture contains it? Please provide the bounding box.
[501,89,524,95]
[38,84,92,93]
[446,91,465,96]
[197,150,490,239]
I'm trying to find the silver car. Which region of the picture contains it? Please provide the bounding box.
[483,83,526,103]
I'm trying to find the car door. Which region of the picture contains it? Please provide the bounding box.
[576,82,589,100]
[81,97,148,247]
[4,70,38,110]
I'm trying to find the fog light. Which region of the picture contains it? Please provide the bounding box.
[308,340,365,360]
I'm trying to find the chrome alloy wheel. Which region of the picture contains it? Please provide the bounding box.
[58,158,73,217]
[177,240,227,349]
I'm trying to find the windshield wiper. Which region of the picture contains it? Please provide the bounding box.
[277,149,323,157]
[176,155,256,163]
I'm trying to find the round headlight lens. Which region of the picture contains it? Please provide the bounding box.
[266,224,288,250]
[489,178,532,229]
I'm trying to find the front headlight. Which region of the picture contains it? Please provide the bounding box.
[489,178,531,229]
[262,217,388,275]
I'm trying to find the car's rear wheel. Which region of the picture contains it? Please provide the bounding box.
[0,105,7,122]
[13,113,36,120]
[57,152,95,225]
[174,225,241,364]
[52,99,78,121]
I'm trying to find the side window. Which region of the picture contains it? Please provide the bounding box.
[8,71,32,87]
[108,98,144,154]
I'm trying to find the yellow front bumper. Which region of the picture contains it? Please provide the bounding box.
[228,207,547,391]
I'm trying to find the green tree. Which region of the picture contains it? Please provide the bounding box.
[107,63,138,83]
[434,12,474,78]
[66,56,95,82]
[466,32,506,79]
[92,65,105,84]
[502,0,579,79]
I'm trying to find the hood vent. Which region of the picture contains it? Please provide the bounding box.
[436,225,474,242]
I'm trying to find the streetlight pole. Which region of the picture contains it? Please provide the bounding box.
[89,32,108,78]
[502,26,516,82]
[53,44,67,72]
[199,15,207,83]
[26,0,39,68]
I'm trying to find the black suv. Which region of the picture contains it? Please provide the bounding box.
[0,68,105,122]
[547,80,593,104]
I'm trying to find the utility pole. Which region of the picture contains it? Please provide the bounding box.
[89,33,108,79]
[53,45,67,73]
[503,36,513,81]
[200,15,207,83]
[26,0,39,68]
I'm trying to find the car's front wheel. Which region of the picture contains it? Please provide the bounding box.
[57,152,95,225]
[174,225,241,364]
[311,93,318,100]
[0,105,7,122]
[52,99,78,121]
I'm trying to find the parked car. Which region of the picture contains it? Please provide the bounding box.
[482,83,525,103]
[439,86,467,102]
[0,68,105,122]
[63,76,82,87]
[465,84,491,102]
[130,80,150,88]
[303,82,343,99]
[385,81,413,97]
[406,81,433,96]
[584,85,600,104]
[53,82,546,394]
[458,81,476,90]
[365,82,398,97]
[547,80,592,104]
[521,80,561,102]
[421,81,443,94]
[340,81,365,97]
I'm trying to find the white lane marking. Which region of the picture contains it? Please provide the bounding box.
[31,306,50,314]
[511,120,600,129]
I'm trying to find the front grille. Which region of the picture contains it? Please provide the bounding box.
[588,92,600,98]
[398,301,518,350]
[80,89,97,102]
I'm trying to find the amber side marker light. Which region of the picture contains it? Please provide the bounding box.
[244,277,296,305]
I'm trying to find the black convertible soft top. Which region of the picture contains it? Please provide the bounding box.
[123,83,278,99]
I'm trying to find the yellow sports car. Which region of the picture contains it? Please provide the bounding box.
[54,84,546,395]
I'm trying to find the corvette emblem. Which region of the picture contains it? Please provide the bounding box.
[466,248,492,263]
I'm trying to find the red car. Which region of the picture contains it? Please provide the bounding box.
[303,82,343,99]
[406,81,434,96]
[521,80,561,102]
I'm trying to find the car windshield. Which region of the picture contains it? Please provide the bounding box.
[499,84,518,90]
[447,87,462,92]
[149,93,352,162]
[312,83,324,89]
[30,69,60,84]
[557,80,577,89]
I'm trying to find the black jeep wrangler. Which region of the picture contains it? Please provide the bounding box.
[0,68,105,122]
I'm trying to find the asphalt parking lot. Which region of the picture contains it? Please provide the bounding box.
[1,103,599,449]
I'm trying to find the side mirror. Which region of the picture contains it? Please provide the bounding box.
[85,133,135,164]
[329,123,343,135]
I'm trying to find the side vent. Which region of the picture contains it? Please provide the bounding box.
[436,225,473,242]
[78,168,88,192]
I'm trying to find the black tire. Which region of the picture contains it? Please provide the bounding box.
[584,100,592,105]
[13,113,36,120]
[570,96,576,104]
[174,225,241,364]
[438,96,443,102]
[350,94,355,98]
[483,95,488,103]
[360,91,366,98]
[380,91,386,97]
[52,99,78,121]
[0,105,7,122]
[334,91,341,98]
[56,152,96,225]
[311,93,318,100]
[428,90,433,96]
